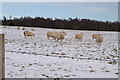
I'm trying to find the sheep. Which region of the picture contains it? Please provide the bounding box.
[47,32,56,39]
[95,36,104,44]
[23,31,35,38]
[47,32,65,41]
[75,33,84,40]
[53,32,65,41]
[92,34,100,39]
[92,34,104,45]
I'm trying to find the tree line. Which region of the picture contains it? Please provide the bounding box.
[2,16,120,31]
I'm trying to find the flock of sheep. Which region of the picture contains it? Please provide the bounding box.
[3,26,104,45]
[22,27,104,45]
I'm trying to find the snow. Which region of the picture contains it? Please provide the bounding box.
[1,26,118,78]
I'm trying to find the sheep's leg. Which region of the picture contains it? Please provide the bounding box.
[54,39,57,42]
[56,39,59,42]
[54,38,57,42]
[28,35,30,38]
[49,37,52,40]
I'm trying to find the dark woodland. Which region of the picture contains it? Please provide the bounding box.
[2,16,120,31]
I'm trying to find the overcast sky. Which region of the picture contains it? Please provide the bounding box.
[2,2,118,22]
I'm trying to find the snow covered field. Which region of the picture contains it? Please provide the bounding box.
[1,26,119,78]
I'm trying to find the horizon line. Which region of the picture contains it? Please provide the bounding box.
[1,15,118,23]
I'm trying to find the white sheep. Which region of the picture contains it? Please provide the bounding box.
[47,32,65,41]
[92,34,104,45]
[47,32,56,39]
[95,35,104,44]
[75,33,84,40]
[92,34,100,39]
[53,32,65,41]
[23,31,35,38]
